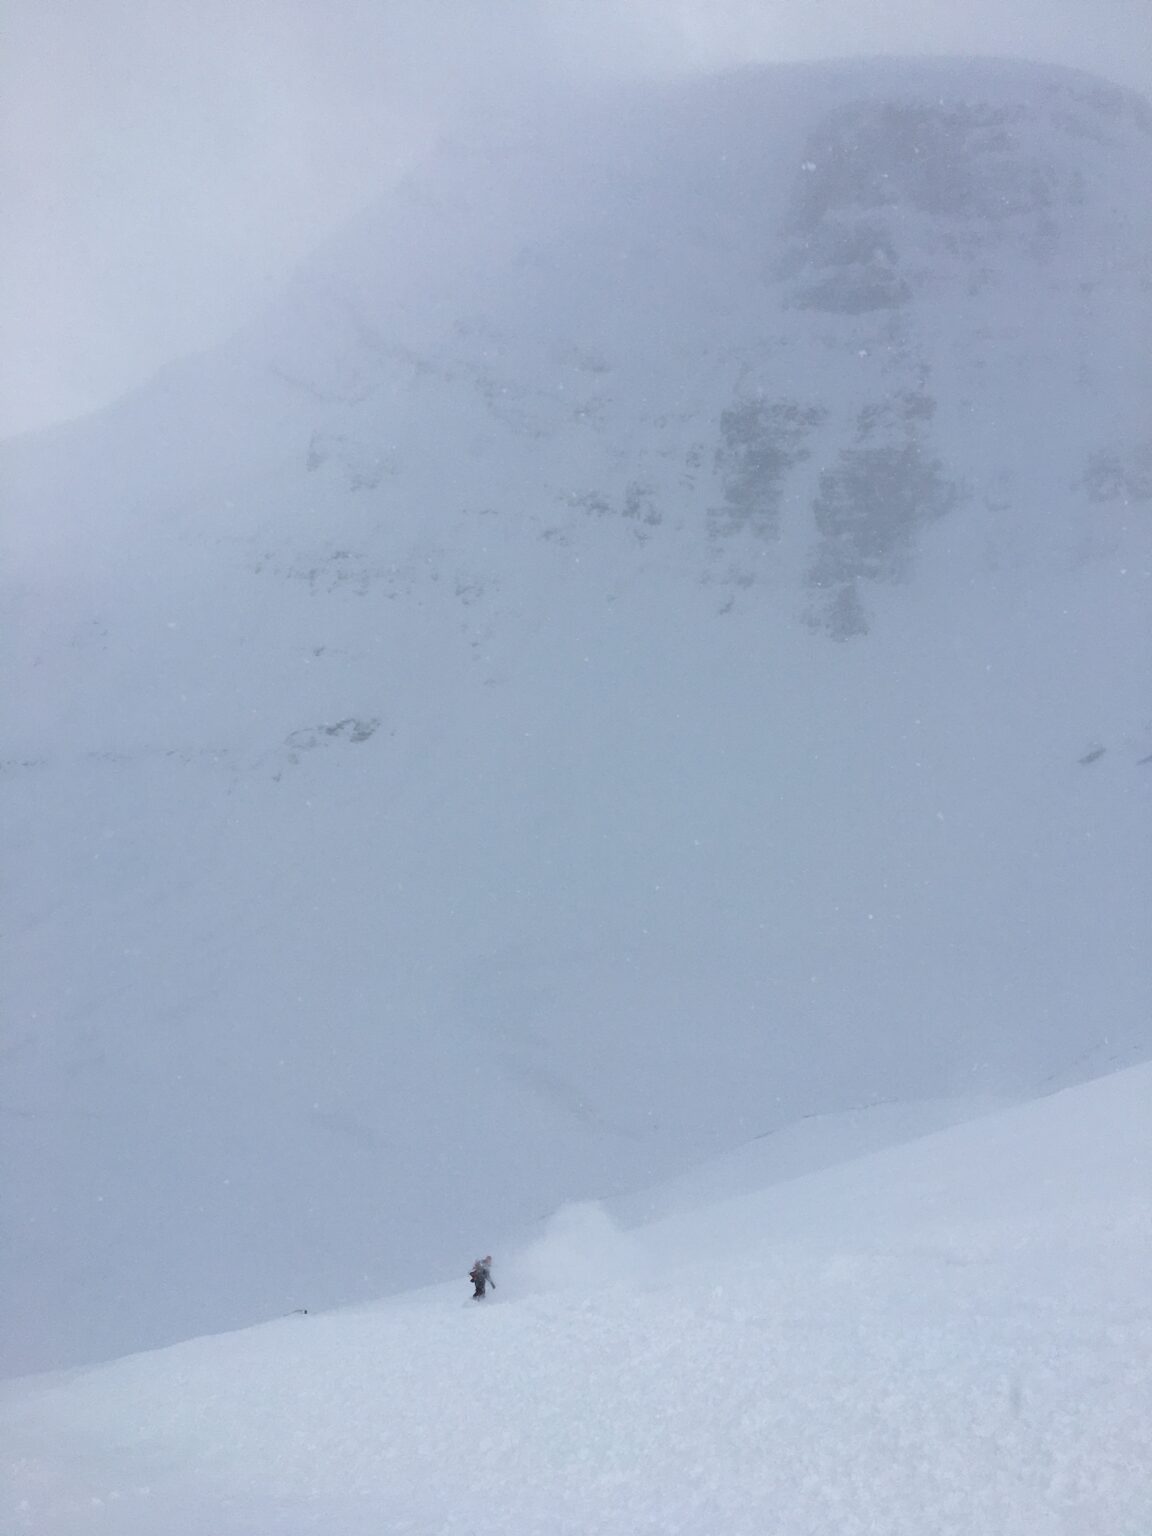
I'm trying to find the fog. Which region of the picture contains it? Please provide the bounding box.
[3,0,1151,436]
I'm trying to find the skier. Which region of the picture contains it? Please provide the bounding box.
[469,1255,495,1300]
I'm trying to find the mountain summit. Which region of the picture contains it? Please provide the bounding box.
[3,56,1150,1373]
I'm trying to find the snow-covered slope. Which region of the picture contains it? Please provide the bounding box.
[2,56,1150,1374]
[3,1062,1149,1535]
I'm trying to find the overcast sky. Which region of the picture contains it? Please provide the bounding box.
[3,0,1150,437]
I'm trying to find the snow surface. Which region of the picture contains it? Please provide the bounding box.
[3,1063,1150,1535]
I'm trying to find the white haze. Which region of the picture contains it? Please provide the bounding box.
[3,0,1152,435]
[4,53,1149,1373]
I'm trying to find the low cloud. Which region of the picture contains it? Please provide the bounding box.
[3,0,1150,435]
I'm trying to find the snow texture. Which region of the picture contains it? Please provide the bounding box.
[2,1063,1150,1534]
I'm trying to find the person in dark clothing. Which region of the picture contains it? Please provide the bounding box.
[469,1256,494,1299]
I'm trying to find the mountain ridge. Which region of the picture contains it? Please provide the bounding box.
[3,53,1150,1374]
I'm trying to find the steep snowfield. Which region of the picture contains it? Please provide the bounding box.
[3,1063,1150,1535]
[3,56,1151,1372]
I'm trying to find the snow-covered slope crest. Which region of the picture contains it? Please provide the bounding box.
[2,56,1151,1374]
[3,1063,1150,1536]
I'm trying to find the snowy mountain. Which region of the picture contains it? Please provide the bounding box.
[3,55,1150,1376]
[3,1060,1150,1534]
